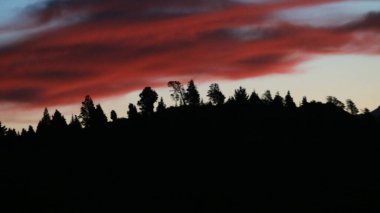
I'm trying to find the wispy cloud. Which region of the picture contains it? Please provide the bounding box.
[0,0,379,108]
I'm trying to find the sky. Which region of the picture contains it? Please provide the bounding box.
[0,0,380,130]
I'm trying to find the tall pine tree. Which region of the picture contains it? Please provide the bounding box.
[284,91,297,109]
[185,80,200,106]
[207,83,225,106]
[37,108,51,135]
[233,87,249,104]
[79,95,96,128]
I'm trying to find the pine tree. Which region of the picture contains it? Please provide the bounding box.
[51,110,67,130]
[37,108,51,135]
[207,83,225,106]
[249,91,262,106]
[157,97,167,113]
[128,103,139,119]
[0,122,7,138]
[79,95,96,128]
[285,91,297,109]
[233,86,249,104]
[69,116,82,131]
[94,104,108,127]
[273,92,284,108]
[6,129,18,139]
[362,108,371,114]
[21,129,27,137]
[262,90,273,105]
[111,110,118,122]
[326,96,345,109]
[185,80,200,106]
[346,99,359,115]
[27,125,36,137]
[301,96,308,107]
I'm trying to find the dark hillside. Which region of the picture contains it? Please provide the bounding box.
[1,100,379,212]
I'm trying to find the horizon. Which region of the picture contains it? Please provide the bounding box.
[0,0,380,130]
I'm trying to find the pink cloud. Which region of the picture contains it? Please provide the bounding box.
[0,0,379,109]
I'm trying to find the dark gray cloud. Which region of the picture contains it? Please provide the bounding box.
[0,88,44,102]
[340,12,380,31]
[25,70,96,82]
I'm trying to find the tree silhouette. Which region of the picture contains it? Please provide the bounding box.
[185,80,200,106]
[79,95,96,128]
[6,128,17,139]
[51,110,67,130]
[0,122,6,138]
[21,127,36,138]
[137,87,158,116]
[346,99,359,115]
[128,103,139,119]
[37,108,51,135]
[94,104,108,127]
[21,128,27,137]
[285,91,297,109]
[111,110,118,122]
[233,86,249,104]
[326,96,345,109]
[0,81,377,145]
[69,116,82,131]
[262,90,273,105]
[207,83,225,106]
[301,96,308,107]
[273,92,284,108]
[249,91,262,107]
[1,80,380,213]
[27,125,35,136]
[362,108,371,114]
[168,81,186,106]
[157,97,167,113]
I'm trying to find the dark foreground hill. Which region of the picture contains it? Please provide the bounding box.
[373,106,380,118]
[1,101,380,212]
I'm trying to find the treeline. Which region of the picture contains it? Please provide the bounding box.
[1,80,380,212]
[0,80,376,140]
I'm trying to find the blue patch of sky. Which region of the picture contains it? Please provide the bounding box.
[0,0,45,26]
[277,0,380,27]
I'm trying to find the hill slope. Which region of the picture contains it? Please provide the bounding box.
[0,102,379,212]
[372,106,380,117]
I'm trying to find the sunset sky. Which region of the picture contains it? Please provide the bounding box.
[0,0,380,130]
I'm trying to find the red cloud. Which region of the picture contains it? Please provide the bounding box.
[0,0,378,107]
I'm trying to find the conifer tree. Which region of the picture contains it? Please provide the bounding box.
[285,91,297,109]
[94,104,108,127]
[37,108,51,134]
[51,110,67,130]
[111,110,118,122]
[207,83,225,106]
[273,92,284,108]
[233,86,249,104]
[185,80,200,106]
[346,99,359,115]
[128,103,139,119]
[249,91,262,106]
[79,95,96,128]
[262,90,273,105]
[157,97,167,113]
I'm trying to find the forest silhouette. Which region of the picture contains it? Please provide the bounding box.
[0,80,379,212]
